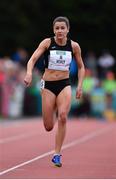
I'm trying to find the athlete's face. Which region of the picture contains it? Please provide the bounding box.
[53,22,69,39]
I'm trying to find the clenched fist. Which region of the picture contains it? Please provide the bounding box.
[76,87,83,99]
[24,73,32,87]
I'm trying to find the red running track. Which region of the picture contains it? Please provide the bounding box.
[0,117,116,179]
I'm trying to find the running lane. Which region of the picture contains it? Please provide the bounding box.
[0,118,116,179]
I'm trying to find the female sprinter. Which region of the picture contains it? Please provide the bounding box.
[24,16,85,167]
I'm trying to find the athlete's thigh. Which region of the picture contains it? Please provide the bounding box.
[41,89,56,120]
[56,86,72,114]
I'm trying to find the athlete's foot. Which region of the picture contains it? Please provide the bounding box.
[52,154,62,167]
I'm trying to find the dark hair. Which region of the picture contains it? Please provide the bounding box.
[53,16,70,29]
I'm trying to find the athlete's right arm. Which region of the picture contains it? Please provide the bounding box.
[24,38,50,86]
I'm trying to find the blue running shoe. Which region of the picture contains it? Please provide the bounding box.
[52,154,62,167]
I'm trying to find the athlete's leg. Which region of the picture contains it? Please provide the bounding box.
[55,86,72,154]
[41,89,56,131]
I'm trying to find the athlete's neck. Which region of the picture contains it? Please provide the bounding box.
[54,37,67,46]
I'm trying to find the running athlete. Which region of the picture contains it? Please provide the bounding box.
[24,16,85,167]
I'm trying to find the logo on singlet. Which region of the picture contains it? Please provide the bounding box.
[51,46,56,49]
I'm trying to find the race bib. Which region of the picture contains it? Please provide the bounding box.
[48,50,72,71]
[40,79,45,90]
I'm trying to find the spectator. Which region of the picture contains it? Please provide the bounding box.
[84,51,97,76]
[83,69,98,94]
[11,47,29,67]
[91,81,106,118]
[102,71,116,94]
[97,50,115,79]
[70,58,78,85]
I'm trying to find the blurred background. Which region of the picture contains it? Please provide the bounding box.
[0,0,116,121]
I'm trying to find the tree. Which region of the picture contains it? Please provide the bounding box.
[0,0,116,56]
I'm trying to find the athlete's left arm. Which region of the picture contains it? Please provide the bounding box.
[72,41,85,99]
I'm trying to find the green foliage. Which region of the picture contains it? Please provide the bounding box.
[0,0,116,56]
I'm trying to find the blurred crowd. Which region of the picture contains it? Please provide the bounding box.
[0,48,116,121]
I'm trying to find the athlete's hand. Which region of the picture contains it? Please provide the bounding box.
[24,73,32,87]
[76,86,83,99]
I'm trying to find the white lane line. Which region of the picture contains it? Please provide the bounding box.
[0,120,28,128]
[0,132,40,144]
[0,125,114,176]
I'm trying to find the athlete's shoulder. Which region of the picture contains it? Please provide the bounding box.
[71,40,80,48]
[39,38,51,49]
[40,38,51,45]
[71,40,81,53]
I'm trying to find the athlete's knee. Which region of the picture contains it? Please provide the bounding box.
[59,111,67,124]
[43,121,53,132]
[45,126,53,131]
